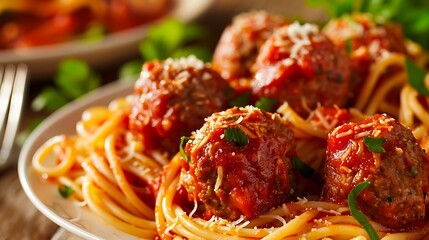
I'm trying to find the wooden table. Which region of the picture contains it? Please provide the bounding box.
[0,164,58,239]
[0,1,323,239]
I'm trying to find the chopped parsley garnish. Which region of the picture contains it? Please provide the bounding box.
[229,92,251,107]
[255,97,278,112]
[387,196,394,202]
[180,136,194,163]
[224,128,249,147]
[345,37,353,55]
[58,185,74,199]
[292,157,315,178]
[405,58,429,96]
[363,137,386,153]
[348,181,380,240]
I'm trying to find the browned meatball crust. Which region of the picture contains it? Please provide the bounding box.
[322,114,429,229]
[181,106,296,221]
[129,56,234,155]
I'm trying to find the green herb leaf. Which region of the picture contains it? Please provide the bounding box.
[306,0,355,17]
[31,87,69,112]
[229,92,250,107]
[345,37,353,55]
[55,59,101,99]
[171,46,212,63]
[348,181,380,240]
[405,58,429,96]
[305,1,429,50]
[363,137,386,153]
[180,136,194,163]
[80,24,105,43]
[137,18,212,63]
[118,60,144,82]
[224,128,249,147]
[59,185,74,199]
[147,18,186,57]
[139,39,164,61]
[255,97,278,112]
[292,157,315,178]
[387,196,394,202]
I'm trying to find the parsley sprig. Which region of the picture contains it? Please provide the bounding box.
[255,97,278,112]
[363,137,386,153]
[179,136,194,163]
[59,185,74,199]
[348,181,380,240]
[224,128,249,147]
[405,58,429,96]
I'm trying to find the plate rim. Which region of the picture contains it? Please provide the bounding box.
[18,81,134,240]
[0,0,214,79]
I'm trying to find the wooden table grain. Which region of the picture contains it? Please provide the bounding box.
[0,164,58,240]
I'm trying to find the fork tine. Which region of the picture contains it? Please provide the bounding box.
[0,64,28,166]
[0,65,15,138]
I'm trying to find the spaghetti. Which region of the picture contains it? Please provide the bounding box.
[32,11,429,240]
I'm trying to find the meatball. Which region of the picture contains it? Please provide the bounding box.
[322,13,407,82]
[212,11,287,87]
[129,55,234,155]
[251,22,351,117]
[181,106,296,221]
[322,114,429,229]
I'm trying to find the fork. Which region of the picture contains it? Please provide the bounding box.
[0,64,28,171]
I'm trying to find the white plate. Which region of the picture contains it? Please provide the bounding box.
[18,81,137,240]
[1,0,213,79]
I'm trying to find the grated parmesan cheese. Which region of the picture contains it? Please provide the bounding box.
[164,55,205,71]
[286,22,318,59]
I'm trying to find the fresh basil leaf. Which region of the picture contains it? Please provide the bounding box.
[59,185,74,199]
[255,97,278,112]
[224,128,249,147]
[405,58,429,96]
[229,92,250,108]
[180,136,194,163]
[348,181,380,240]
[363,137,386,153]
[292,157,315,178]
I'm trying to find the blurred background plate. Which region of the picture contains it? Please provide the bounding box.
[0,0,213,80]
